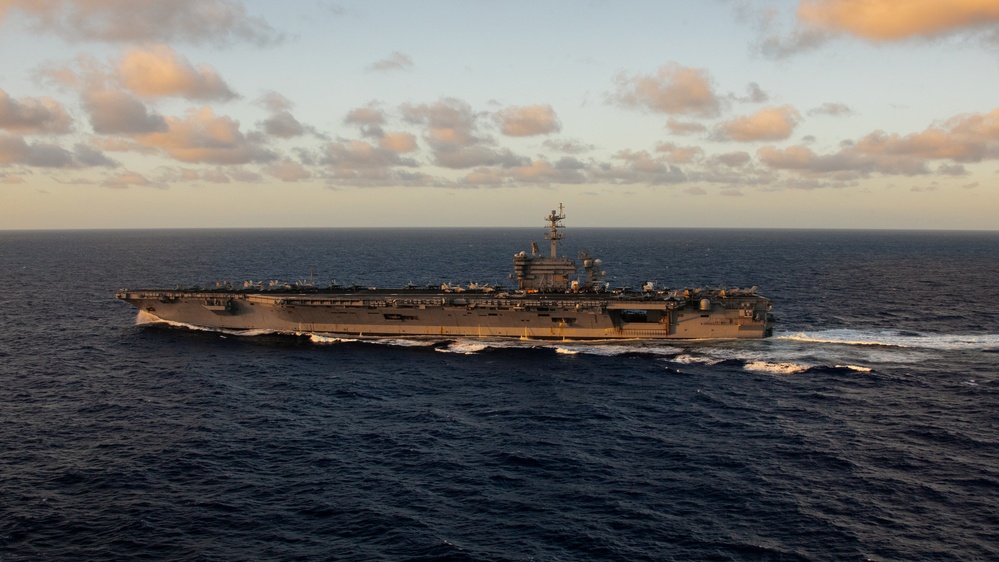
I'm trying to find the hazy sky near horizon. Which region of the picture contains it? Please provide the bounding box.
[1,0,998,230]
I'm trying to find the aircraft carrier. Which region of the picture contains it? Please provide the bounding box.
[117,206,774,340]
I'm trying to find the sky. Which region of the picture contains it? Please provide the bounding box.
[1,0,998,230]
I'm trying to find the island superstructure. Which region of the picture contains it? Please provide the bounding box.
[117,205,774,340]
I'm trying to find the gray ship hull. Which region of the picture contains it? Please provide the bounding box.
[117,288,774,340]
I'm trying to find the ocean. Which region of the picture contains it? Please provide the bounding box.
[1,228,997,561]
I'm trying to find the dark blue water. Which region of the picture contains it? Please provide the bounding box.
[1,228,997,561]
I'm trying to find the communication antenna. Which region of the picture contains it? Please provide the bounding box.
[544,203,566,258]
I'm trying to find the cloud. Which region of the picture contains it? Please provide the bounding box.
[322,139,416,170]
[495,104,561,136]
[257,91,293,113]
[612,62,720,117]
[341,103,417,152]
[434,146,527,170]
[319,138,425,186]
[0,0,280,46]
[253,92,319,139]
[401,98,480,148]
[855,109,999,163]
[756,25,831,59]
[117,45,237,100]
[157,167,203,183]
[0,134,114,168]
[758,139,932,177]
[343,103,388,139]
[260,110,307,138]
[0,134,74,167]
[655,142,703,164]
[230,168,262,182]
[734,82,770,103]
[379,132,418,153]
[345,104,386,126]
[592,149,688,185]
[401,98,526,169]
[798,0,999,41]
[716,105,802,142]
[161,167,262,184]
[461,158,587,187]
[0,89,73,134]
[136,106,277,164]
[666,118,708,136]
[367,52,413,72]
[937,163,969,176]
[716,151,752,167]
[808,102,855,116]
[73,143,117,167]
[266,159,311,182]
[757,144,861,173]
[102,170,158,188]
[542,138,594,154]
[756,0,999,58]
[82,89,168,134]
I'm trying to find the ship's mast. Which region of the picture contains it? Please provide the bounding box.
[545,204,566,258]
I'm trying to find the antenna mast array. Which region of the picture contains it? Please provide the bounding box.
[545,204,566,258]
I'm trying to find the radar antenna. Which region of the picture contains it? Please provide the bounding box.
[544,203,566,258]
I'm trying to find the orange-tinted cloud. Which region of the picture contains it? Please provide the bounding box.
[401,98,480,150]
[117,45,236,100]
[798,0,999,41]
[0,0,279,45]
[344,104,385,126]
[613,63,720,117]
[853,108,999,162]
[136,107,276,164]
[592,149,687,185]
[343,103,386,138]
[401,98,527,169]
[758,144,851,172]
[716,105,802,142]
[759,143,930,176]
[323,139,416,170]
[655,142,703,164]
[379,132,417,153]
[495,104,561,136]
[0,89,73,134]
[758,108,999,178]
[518,160,583,184]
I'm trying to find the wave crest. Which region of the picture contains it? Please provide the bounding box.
[778,329,999,351]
